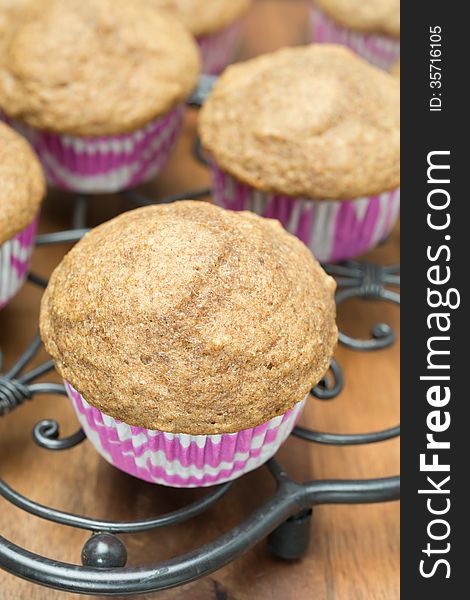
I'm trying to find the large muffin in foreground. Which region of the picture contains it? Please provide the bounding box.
[0,121,45,310]
[200,44,400,263]
[147,0,251,74]
[0,0,200,193]
[40,201,337,486]
[311,0,400,69]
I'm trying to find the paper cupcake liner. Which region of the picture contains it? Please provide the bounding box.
[65,381,306,488]
[197,22,241,75]
[0,217,38,310]
[6,106,184,194]
[310,5,400,70]
[211,165,400,263]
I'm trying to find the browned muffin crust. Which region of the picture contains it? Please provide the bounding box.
[0,0,31,52]
[315,0,400,37]
[0,0,32,8]
[147,0,251,37]
[0,121,45,244]
[0,0,200,136]
[200,45,400,200]
[0,0,33,21]
[40,201,337,434]
[0,0,32,23]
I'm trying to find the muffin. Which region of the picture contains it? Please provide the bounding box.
[40,201,337,487]
[0,122,45,309]
[148,0,251,75]
[311,0,400,70]
[0,0,33,63]
[391,59,400,78]
[0,0,32,26]
[0,0,31,33]
[0,0,32,9]
[0,0,200,193]
[199,45,400,263]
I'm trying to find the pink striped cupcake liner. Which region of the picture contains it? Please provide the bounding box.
[310,5,400,70]
[65,381,306,488]
[0,217,38,310]
[6,106,184,194]
[211,166,400,264]
[197,22,241,75]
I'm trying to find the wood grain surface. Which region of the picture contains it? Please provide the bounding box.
[0,2,400,598]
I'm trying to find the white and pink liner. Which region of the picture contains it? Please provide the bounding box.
[211,166,400,264]
[197,22,241,75]
[5,106,184,194]
[310,5,400,70]
[66,381,306,488]
[0,217,38,310]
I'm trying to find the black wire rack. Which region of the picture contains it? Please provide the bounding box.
[0,76,400,596]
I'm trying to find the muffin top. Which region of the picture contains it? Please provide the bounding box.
[0,0,31,7]
[0,0,200,136]
[200,45,400,200]
[147,0,251,37]
[0,0,32,17]
[315,0,400,37]
[0,122,45,244]
[0,0,32,19]
[40,201,337,435]
[0,0,31,48]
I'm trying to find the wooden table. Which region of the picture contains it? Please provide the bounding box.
[0,2,400,598]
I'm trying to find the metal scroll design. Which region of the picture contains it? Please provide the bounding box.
[325,262,400,351]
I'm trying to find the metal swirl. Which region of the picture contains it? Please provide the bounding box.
[33,420,86,451]
[311,358,343,400]
[336,286,400,351]
[326,262,400,352]
[292,424,400,446]
[0,477,232,534]
[0,472,399,595]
